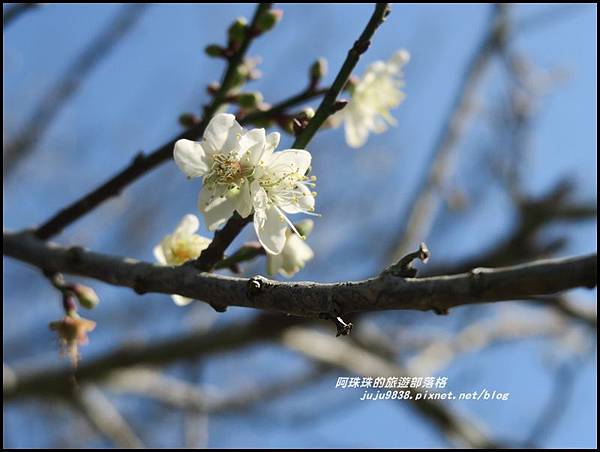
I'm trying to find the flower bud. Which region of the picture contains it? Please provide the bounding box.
[278,116,296,135]
[228,17,247,48]
[204,44,225,58]
[179,113,199,128]
[250,116,274,128]
[237,91,263,109]
[294,219,314,238]
[301,107,315,120]
[310,58,328,84]
[206,82,220,95]
[256,9,283,34]
[72,284,100,309]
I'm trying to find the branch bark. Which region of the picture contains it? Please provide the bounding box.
[4,231,596,319]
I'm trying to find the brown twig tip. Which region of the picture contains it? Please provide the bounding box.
[384,242,431,277]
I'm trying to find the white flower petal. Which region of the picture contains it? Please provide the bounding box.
[174,214,200,236]
[254,203,288,255]
[199,189,236,231]
[173,139,210,178]
[171,294,194,306]
[153,244,166,265]
[266,252,284,276]
[204,113,243,154]
[287,234,314,262]
[262,132,280,161]
[250,180,268,210]
[239,127,266,167]
[345,109,369,148]
[280,234,314,276]
[267,149,312,175]
[279,183,315,214]
[235,180,253,218]
[389,49,410,72]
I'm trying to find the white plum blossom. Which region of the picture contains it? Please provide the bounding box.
[174,113,317,256]
[174,113,265,231]
[153,214,211,306]
[250,136,317,255]
[267,219,314,277]
[330,49,410,148]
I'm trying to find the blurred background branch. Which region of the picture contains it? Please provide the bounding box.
[3,4,149,176]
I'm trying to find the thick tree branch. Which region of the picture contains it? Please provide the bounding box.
[4,231,596,319]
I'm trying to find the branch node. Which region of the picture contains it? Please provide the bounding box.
[209,302,228,313]
[352,39,371,56]
[469,267,489,296]
[133,275,146,295]
[132,151,145,165]
[383,242,430,277]
[247,275,268,298]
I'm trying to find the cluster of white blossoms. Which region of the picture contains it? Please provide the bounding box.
[173,113,317,255]
[330,49,410,148]
[154,113,317,304]
[153,48,410,305]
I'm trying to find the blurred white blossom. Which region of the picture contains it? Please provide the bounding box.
[331,49,410,148]
[153,214,211,306]
[267,219,314,276]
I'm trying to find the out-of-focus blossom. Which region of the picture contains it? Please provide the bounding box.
[331,49,410,148]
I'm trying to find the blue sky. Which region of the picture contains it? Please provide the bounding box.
[3,3,597,448]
